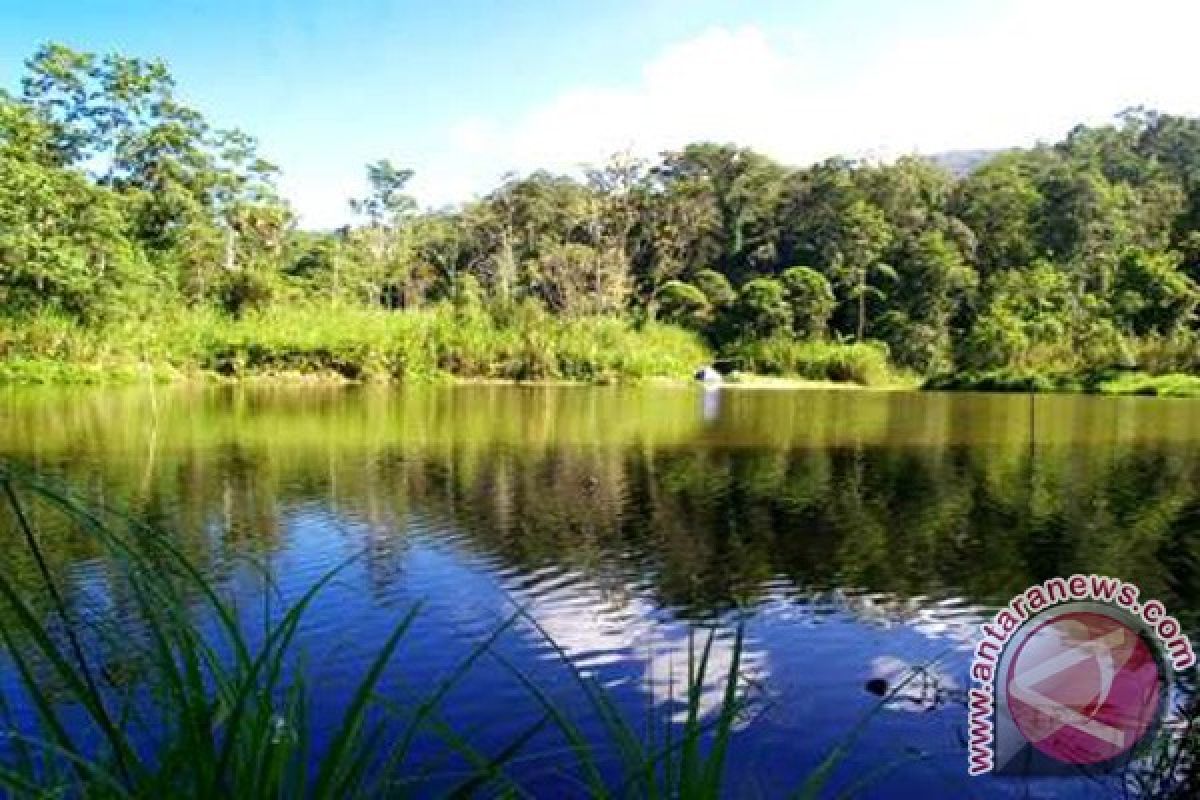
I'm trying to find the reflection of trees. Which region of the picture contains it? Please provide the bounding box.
[2,387,1200,628]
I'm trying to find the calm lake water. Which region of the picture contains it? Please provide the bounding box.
[1,385,1198,798]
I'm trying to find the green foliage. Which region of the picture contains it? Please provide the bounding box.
[779,266,835,339]
[1112,249,1199,334]
[2,43,287,323]
[349,159,415,225]
[532,241,630,317]
[657,280,711,328]
[215,269,275,317]
[0,149,144,321]
[9,43,1200,389]
[1094,371,1200,397]
[0,306,710,385]
[961,261,1080,371]
[926,368,1200,397]
[950,153,1043,274]
[923,369,1080,393]
[691,268,736,310]
[729,338,894,386]
[733,278,791,338]
[1134,329,1200,373]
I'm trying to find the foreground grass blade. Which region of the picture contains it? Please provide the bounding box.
[311,603,420,799]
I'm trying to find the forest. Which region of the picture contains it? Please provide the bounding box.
[4,43,1200,390]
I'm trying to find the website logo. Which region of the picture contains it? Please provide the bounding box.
[967,575,1194,776]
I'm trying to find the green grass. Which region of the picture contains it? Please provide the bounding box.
[0,305,711,386]
[926,368,1200,397]
[1091,372,1200,397]
[725,338,901,387]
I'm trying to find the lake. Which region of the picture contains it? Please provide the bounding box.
[1,385,1197,797]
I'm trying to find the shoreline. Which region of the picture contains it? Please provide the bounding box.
[0,363,903,391]
[2,359,1198,397]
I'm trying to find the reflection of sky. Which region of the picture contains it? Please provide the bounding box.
[498,568,1133,797]
[0,499,1135,799]
[10,373,1193,799]
[503,572,768,722]
[282,511,1130,798]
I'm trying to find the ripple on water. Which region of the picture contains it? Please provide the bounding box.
[3,385,1191,800]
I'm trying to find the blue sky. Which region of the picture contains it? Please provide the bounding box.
[4,0,1198,228]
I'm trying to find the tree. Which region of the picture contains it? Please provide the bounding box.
[862,156,955,235]
[349,159,416,226]
[777,157,858,270]
[345,160,422,304]
[1111,249,1199,335]
[962,262,1077,371]
[11,43,1200,389]
[734,278,792,338]
[0,152,142,319]
[15,43,289,303]
[830,199,893,340]
[586,149,646,261]
[657,280,711,328]
[692,268,736,310]
[951,153,1043,276]
[878,229,978,371]
[780,266,835,339]
[533,242,629,316]
[654,144,787,282]
[630,167,717,314]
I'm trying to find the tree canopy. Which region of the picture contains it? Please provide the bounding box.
[5,44,1200,380]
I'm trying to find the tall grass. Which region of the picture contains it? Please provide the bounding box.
[0,467,780,797]
[0,305,711,385]
[726,338,898,387]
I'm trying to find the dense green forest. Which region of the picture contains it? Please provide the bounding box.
[4,43,1200,389]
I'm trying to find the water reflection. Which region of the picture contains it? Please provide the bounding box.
[1,385,1198,795]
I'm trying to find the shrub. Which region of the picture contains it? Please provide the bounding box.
[657,280,711,328]
[729,337,894,386]
[733,279,792,339]
[692,269,736,310]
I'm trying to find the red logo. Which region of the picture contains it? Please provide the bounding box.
[1005,610,1164,765]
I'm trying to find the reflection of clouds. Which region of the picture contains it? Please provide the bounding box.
[869,655,961,713]
[507,572,767,722]
[820,588,985,652]
[508,578,992,725]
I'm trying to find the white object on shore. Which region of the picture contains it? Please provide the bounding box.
[694,365,723,384]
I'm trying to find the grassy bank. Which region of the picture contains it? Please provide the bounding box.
[925,369,1200,397]
[0,306,710,386]
[12,309,1199,395]
[724,337,909,388]
[0,307,922,390]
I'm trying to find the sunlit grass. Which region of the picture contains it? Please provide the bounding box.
[726,337,902,387]
[926,368,1200,397]
[0,305,711,385]
[1092,372,1200,398]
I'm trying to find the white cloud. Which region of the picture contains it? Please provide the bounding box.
[408,0,1200,212]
